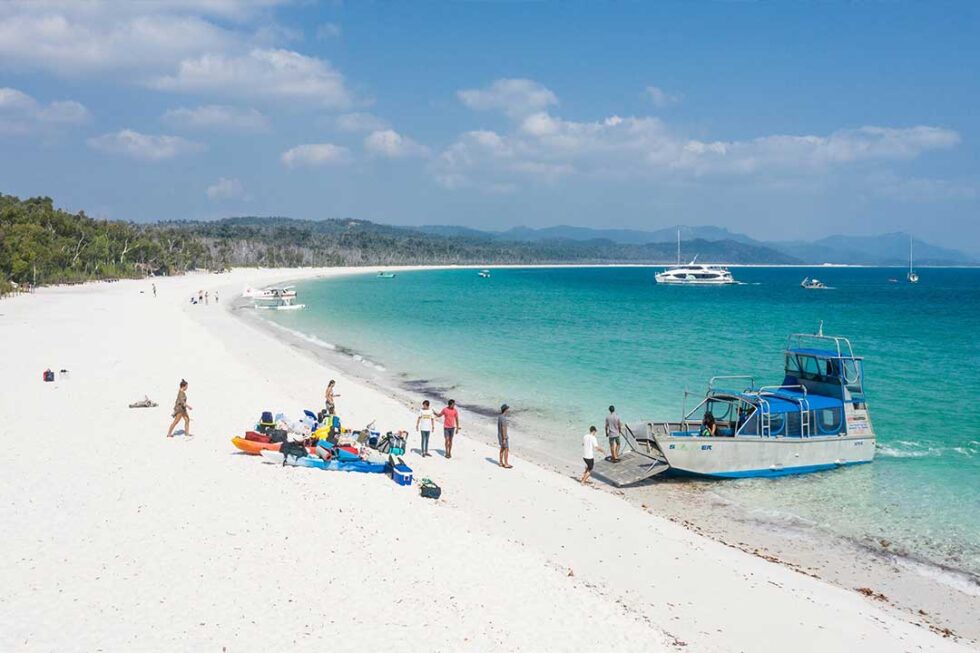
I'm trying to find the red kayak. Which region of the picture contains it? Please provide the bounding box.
[231,437,316,456]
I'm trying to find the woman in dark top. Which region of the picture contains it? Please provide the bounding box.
[166,379,192,438]
[700,412,717,437]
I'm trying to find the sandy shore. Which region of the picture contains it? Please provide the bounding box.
[0,268,972,652]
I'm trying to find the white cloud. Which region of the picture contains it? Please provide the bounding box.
[162,104,269,132]
[281,142,350,168]
[0,2,313,86]
[434,99,962,192]
[206,176,247,200]
[0,87,90,134]
[364,129,429,159]
[458,78,558,117]
[0,9,239,76]
[336,112,388,132]
[316,22,341,39]
[152,48,353,108]
[87,129,204,161]
[645,85,681,108]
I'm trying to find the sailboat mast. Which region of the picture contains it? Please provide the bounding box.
[676,228,680,266]
[909,235,913,274]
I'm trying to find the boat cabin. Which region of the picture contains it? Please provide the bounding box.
[674,334,867,439]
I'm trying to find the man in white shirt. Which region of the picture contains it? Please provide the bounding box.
[415,400,435,457]
[581,426,605,485]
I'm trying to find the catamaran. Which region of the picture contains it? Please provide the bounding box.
[907,235,919,283]
[654,229,736,285]
[593,328,875,485]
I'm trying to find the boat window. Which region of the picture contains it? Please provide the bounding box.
[786,411,802,436]
[800,355,820,379]
[843,359,863,393]
[737,411,759,435]
[706,400,734,423]
[785,354,801,374]
[818,408,842,434]
[768,413,784,435]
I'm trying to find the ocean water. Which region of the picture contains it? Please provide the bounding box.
[265,267,980,578]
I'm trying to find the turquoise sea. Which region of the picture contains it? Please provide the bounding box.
[265,267,980,579]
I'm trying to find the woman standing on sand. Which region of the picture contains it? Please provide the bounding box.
[166,379,192,438]
[325,380,339,414]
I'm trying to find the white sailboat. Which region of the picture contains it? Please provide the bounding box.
[907,235,919,283]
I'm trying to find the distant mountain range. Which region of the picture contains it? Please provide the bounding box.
[419,224,976,266]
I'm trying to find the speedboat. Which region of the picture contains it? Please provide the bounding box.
[655,262,736,285]
[592,328,875,485]
[801,277,833,290]
[377,272,396,279]
[478,269,491,278]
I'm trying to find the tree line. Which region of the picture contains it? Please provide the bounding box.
[1,192,797,295]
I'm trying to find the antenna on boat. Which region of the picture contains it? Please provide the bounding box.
[817,320,824,337]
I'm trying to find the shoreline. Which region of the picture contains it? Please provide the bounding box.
[238,266,980,643]
[1,267,973,652]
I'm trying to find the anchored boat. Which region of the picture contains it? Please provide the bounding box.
[593,329,876,486]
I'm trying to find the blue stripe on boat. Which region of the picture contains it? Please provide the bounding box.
[667,459,870,479]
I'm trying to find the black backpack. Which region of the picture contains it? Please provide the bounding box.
[280,441,309,466]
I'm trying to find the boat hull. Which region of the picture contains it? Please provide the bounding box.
[654,434,875,479]
[655,275,735,285]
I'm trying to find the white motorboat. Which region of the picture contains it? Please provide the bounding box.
[801,277,833,290]
[254,296,305,311]
[654,229,736,285]
[478,269,491,278]
[242,285,297,300]
[592,328,876,485]
[655,262,736,285]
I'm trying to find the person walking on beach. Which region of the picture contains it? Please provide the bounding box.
[436,399,460,459]
[581,426,604,485]
[605,405,623,462]
[416,400,435,457]
[205,291,210,305]
[152,283,156,298]
[166,379,192,438]
[325,380,339,414]
[215,291,219,303]
[497,404,512,468]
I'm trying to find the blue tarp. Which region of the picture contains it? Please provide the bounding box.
[739,390,842,413]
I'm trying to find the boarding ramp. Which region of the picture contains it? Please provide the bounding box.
[592,422,670,487]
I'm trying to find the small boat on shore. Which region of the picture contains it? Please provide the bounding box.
[242,285,296,300]
[593,328,875,485]
[801,277,833,290]
[254,296,305,311]
[377,272,396,279]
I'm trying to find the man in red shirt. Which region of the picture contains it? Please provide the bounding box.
[437,399,460,459]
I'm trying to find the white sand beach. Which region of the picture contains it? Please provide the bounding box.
[0,268,973,652]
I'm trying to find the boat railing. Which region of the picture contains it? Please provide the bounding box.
[708,375,755,393]
[787,332,855,359]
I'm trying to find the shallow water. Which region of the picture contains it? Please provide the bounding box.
[265,266,980,577]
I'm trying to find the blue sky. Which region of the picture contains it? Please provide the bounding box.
[1,1,978,251]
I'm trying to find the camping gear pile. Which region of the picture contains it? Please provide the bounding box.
[230,410,436,493]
